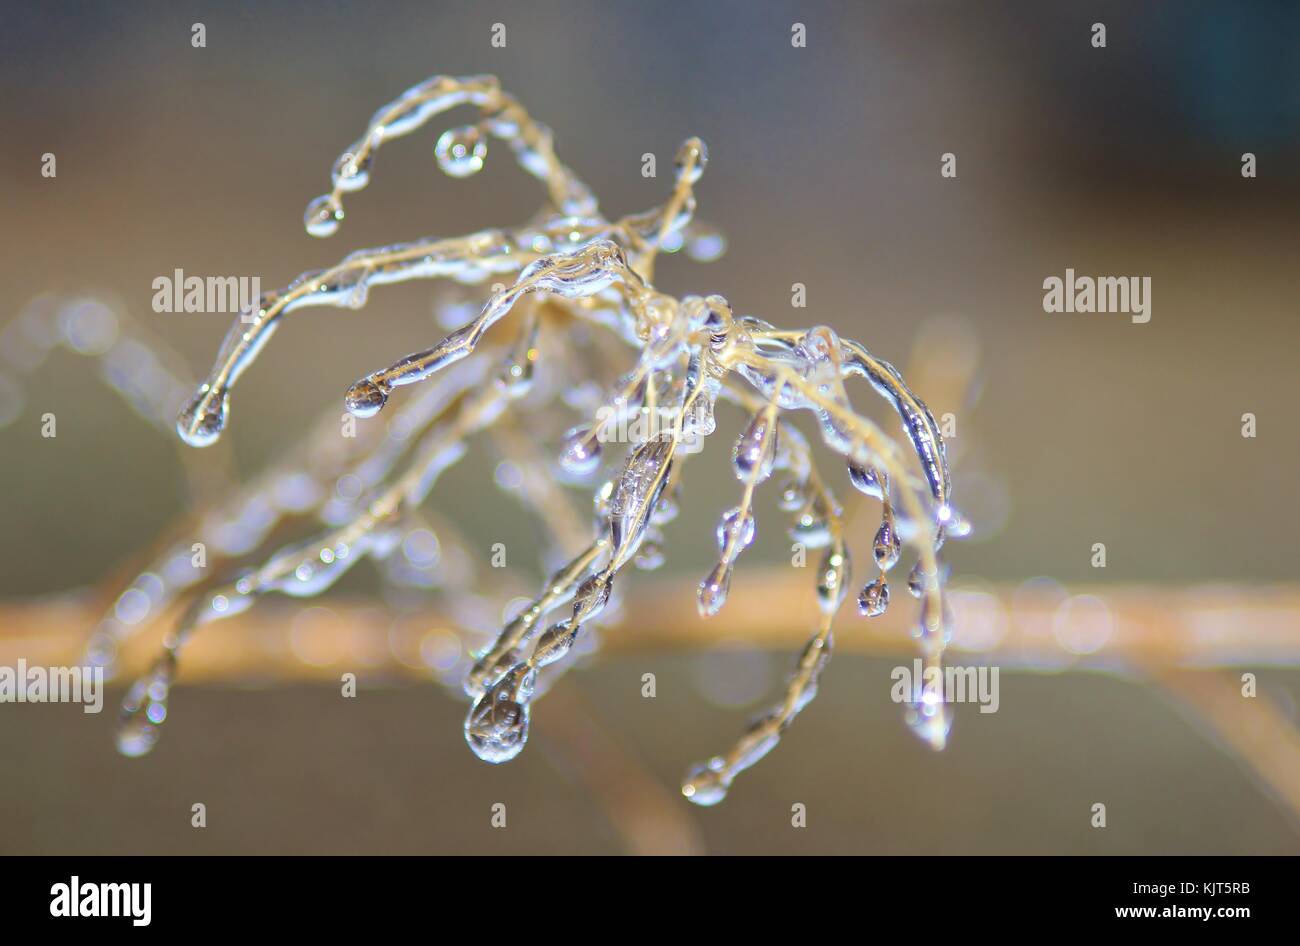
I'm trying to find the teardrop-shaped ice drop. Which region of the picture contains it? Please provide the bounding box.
[501,346,537,396]
[847,462,885,500]
[559,425,602,476]
[788,513,832,549]
[682,759,729,806]
[857,577,890,617]
[686,393,719,439]
[907,560,930,598]
[435,125,487,178]
[778,480,807,512]
[177,387,228,447]
[464,699,528,763]
[943,510,973,539]
[685,228,726,264]
[331,151,372,192]
[634,540,665,571]
[651,495,679,525]
[674,138,709,185]
[905,698,951,751]
[345,378,389,418]
[84,631,118,675]
[116,716,160,758]
[464,671,533,764]
[732,411,776,483]
[873,520,901,571]
[697,562,732,617]
[304,194,343,237]
[915,594,953,650]
[117,669,169,756]
[715,506,756,557]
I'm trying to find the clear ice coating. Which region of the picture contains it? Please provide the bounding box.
[608,437,674,565]
[87,72,965,802]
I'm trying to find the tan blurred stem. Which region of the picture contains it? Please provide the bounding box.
[1145,666,1300,831]
[5,576,1300,821]
[7,575,1300,671]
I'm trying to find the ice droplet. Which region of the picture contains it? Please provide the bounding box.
[634,540,665,570]
[345,378,389,418]
[435,125,487,178]
[907,560,930,598]
[674,138,708,185]
[116,716,159,758]
[685,228,726,263]
[651,495,679,525]
[847,462,885,500]
[873,520,901,571]
[778,479,807,512]
[732,411,776,482]
[697,562,732,617]
[789,512,832,549]
[857,578,890,617]
[176,387,228,448]
[331,151,372,192]
[559,425,602,476]
[906,698,951,751]
[304,194,343,237]
[464,668,534,763]
[715,506,755,558]
[682,759,729,806]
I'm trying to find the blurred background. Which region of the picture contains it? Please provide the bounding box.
[1,0,1298,854]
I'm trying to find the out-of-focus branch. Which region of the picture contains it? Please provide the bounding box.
[1147,667,1300,829]
[4,576,1300,675]
[5,576,1300,826]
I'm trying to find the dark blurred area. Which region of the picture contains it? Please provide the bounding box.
[1,1,1298,854]
[6,662,1300,855]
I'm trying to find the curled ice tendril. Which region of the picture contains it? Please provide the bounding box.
[102,74,968,801]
